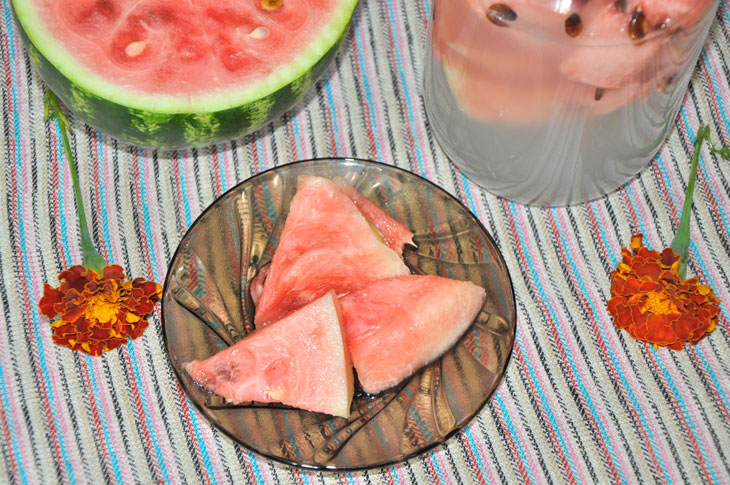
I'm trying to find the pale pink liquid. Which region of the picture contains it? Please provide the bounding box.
[424,0,718,205]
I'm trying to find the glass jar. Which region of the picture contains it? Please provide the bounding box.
[424,0,720,206]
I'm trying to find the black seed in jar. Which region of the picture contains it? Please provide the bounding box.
[657,74,676,92]
[594,87,605,101]
[629,8,649,40]
[565,13,583,37]
[486,3,517,27]
[614,0,627,12]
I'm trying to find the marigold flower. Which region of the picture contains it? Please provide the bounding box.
[607,234,720,351]
[39,265,162,356]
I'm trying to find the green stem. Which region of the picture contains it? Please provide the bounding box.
[670,125,709,280]
[45,90,106,275]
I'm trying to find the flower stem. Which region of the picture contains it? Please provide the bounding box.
[44,90,107,275]
[670,125,711,279]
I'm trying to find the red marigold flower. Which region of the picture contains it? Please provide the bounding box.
[39,265,162,356]
[607,234,720,351]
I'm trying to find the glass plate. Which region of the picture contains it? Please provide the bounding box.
[162,158,516,470]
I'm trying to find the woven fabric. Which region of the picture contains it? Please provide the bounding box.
[2,0,730,483]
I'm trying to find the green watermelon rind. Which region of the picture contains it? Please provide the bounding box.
[11,0,358,148]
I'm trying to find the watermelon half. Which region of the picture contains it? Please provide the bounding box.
[11,0,359,148]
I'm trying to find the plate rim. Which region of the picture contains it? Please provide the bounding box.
[161,157,517,472]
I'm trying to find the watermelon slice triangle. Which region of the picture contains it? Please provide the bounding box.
[185,291,354,418]
[254,175,410,326]
[340,275,486,394]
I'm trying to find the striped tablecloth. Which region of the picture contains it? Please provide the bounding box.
[2,0,730,483]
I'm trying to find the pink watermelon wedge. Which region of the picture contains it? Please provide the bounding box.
[333,178,414,255]
[185,291,354,418]
[254,175,410,326]
[340,275,486,394]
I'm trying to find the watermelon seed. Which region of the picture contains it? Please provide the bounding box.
[657,74,676,92]
[594,87,605,101]
[248,26,270,39]
[614,0,627,12]
[565,13,582,37]
[629,8,649,40]
[261,0,283,10]
[486,4,517,27]
[125,41,147,58]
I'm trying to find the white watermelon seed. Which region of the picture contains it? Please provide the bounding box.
[248,26,270,39]
[125,41,147,58]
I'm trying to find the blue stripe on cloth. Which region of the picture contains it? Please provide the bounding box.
[459,174,478,215]
[85,356,123,484]
[322,71,343,155]
[256,136,267,173]
[463,427,488,480]
[353,15,384,161]
[290,107,303,159]
[384,1,426,176]
[649,348,718,484]
[427,450,446,483]
[297,469,310,485]
[177,158,193,228]
[0,355,25,485]
[55,124,73,265]
[124,343,170,483]
[5,0,67,474]
[693,347,730,416]
[700,50,730,130]
[215,144,228,192]
[135,150,216,482]
[494,393,535,484]
[549,207,633,482]
[96,132,113,256]
[514,337,581,482]
[387,465,401,484]
[135,149,161,281]
[507,202,624,482]
[244,449,264,484]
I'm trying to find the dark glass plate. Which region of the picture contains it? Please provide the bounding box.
[162,158,516,470]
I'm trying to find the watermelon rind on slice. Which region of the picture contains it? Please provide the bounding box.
[11,0,359,148]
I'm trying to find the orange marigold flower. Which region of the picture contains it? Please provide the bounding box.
[607,234,720,351]
[39,265,162,356]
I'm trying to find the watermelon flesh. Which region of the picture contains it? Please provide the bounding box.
[12,0,358,147]
[250,178,413,307]
[185,291,354,418]
[35,0,340,96]
[340,275,486,394]
[254,176,410,326]
[333,178,414,255]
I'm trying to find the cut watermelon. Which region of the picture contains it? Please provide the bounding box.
[254,175,410,326]
[340,275,486,394]
[11,0,359,147]
[184,291,354,418]
[333,178,414,255]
